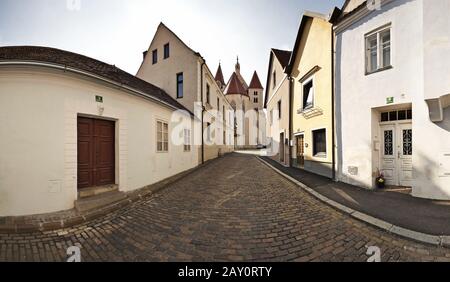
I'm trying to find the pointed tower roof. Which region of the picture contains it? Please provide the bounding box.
[224,72,248,96]
[248,71,264,89]
[215,63,225,86]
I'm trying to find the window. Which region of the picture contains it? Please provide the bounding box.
[277,100,282,119]
[270,110,273,125]
[380,109,412,122]
[365,26,391,74]
[206,122,211,142]
[157,121,169,152]
[152,49,158,65]
[217,98,220,109]
[312,129,327,158]
[254,91,258,96]
[273,71,277,89]
[183,129,191,152]
[223,105,226,124]
[302,79,314,110]
[164,43,170,59]
[177,73,183,99]
[206,84,210,105]
[254,97,258,103]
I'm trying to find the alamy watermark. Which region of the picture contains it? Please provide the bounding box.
[66,0,81,11]
[67,246,81,262]
[367,0,382,11]
[366,246,381,262]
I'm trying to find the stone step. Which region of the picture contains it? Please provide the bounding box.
[78,185,119,199]
[75,191,127,213]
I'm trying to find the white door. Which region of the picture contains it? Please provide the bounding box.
[380,123,412,187]
[398,123,413,187]
[380,125,398,185]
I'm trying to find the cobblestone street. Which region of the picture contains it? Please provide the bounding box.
[1,153,450,262]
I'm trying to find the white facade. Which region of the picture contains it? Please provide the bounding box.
[335,0,450,200]
[0,65,198,216]
[137,23,235,161]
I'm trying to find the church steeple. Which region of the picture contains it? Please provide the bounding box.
[235,56,240,74]
[215,62,225,88]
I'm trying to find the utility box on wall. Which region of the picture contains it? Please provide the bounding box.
[439,152,450,177]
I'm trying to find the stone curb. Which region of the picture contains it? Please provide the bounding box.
[257,156,449,248]
[0,155,224,234]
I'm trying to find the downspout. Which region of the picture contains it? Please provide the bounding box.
[200,60,206,164]
[288,76,294,167]
[331,25,336,181]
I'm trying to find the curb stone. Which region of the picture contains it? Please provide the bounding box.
[257,156,448,248]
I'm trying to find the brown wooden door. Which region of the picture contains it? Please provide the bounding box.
[297,135,305,168]
[77,117,115,189]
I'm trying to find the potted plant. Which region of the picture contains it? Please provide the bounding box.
[375,170,386,189]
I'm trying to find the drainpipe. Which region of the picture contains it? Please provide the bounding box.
[288,76,294,167]
[331,25,337,181]
[200,60,206,164]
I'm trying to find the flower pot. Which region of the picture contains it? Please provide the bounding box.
[376,178,385,189]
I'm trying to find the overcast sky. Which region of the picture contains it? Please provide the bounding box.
[0,0,344,86]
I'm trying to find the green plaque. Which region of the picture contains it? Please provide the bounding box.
[386,97,394,104]
[96,95,103,103]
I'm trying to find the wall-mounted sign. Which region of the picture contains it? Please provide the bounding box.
[96,95,103,103]
[386,97,394,104]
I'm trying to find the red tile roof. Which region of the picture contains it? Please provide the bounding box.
[215,63,225,86]
[224,72,248,96]
[248,71,263,89]
[0,46,192,114]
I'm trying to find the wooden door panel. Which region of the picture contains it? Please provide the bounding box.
[94,119,115,186]
[77,117,115,189]
[77,117,94,189]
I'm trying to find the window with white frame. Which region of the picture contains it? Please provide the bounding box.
[302,78,314,110]
[157,120,169,152]
[183,129,191,152]
[365,25,391,74]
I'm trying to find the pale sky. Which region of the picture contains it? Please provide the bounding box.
[0,0,344,87]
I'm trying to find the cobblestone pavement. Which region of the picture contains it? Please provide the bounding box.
[1,153,450,262]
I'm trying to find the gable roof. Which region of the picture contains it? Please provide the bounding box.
[272,49,292,70]
[335,0,367,23]
[285,11,328,75]
[342,0,366,14]
[264,48,292,108]
[248,71,263,89]
[224,72,248,96]
[215,63,225,86]
[156,22,201,57]
[0,46,192,114]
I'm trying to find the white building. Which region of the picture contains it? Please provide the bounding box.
[335,0,450,200]
[137,23,235,161]
[0,46,199,216]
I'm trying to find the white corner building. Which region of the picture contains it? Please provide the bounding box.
[335,0,450,200]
